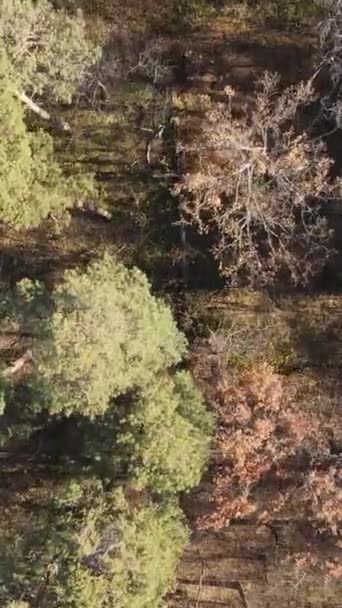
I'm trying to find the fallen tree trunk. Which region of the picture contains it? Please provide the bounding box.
[17,91,71,132]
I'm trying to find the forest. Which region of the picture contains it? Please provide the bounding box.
[0,1,341,607]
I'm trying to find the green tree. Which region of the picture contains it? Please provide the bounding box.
[61,486,188,608]
[0,257,211,498]
[0,480,188,608]
[0,53,92,228]
[118,371,212,493]
[1,0,99,120]
[32,254,187,416]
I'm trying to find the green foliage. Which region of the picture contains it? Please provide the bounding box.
[1,0,99,103]
[12,278,52,321]
[244,0,324,28]
[62,487,188,608]
[0,53,93,228]
[0,257,211,498]
[119,371,212,493]
[33,254,187,416]
[0,481,188,608]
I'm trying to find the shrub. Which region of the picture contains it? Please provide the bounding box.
[191,345,338,531]
[304,468,342,535]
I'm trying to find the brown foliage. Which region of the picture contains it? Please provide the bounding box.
[304,468,342,535]
[176,73,341,285]
[191,345,341,537]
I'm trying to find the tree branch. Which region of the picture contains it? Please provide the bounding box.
[2,349,32,378]
[16,91,71,132]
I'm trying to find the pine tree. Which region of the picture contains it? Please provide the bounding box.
[0,52,92,227]
[0,481,188,608]
[32,254,187,416]
[118,371,212,493]
[1,0,99,106]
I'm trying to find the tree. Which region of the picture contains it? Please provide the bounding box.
[117,371,212,493]
[319,0,342,87]
[0,253,212,606]
[190,343,340,535]
[31,254,187,416]
[0,256,211,496]
[0,52,93,228]
[316,0,342,132]
[0,480,188,608]
[176,74,340,286]
[1,0,99,124]
[61,487,188,608]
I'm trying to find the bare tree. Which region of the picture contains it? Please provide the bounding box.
[128,39,171,86]
[176,74,340,286]
[311,0,342,132]
[319,0,342,87]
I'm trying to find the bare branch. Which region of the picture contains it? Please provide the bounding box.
[176,75,339,286]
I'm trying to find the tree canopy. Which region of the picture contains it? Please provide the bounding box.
[119,371,212,493]
[177,74,339,286]
[1,0,99,104]
[0,480,188,608]
[0,52,92,228]
[0,253,211,608]
[0,255,211,500]
[31,254,187,416]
